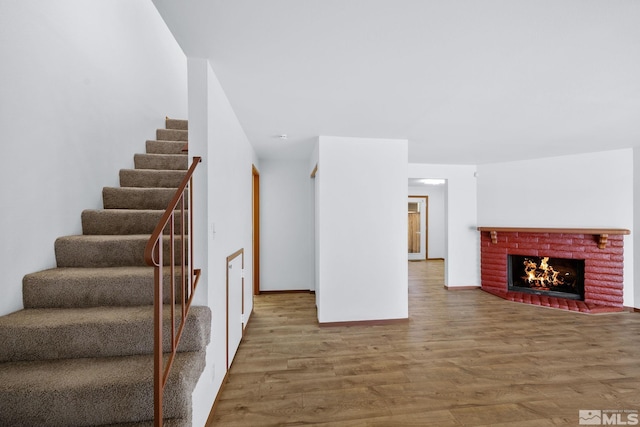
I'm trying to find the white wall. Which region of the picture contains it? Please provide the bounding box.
[408,164,479,288]
[187,59,256,427]
[259,159,314,291]
[310,145,320,307]
[316,136,408,323]
[408,185,446,259]
[477,149,634,307]
[0,1,187,316]
[635,148,640,309]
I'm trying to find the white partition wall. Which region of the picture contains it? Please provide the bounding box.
[314,136,408,323]
[187,58,256,427]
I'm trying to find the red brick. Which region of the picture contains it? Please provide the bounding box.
[585,293,623,304]
[481,260,506,269]
[516,243,551,251]
[482,273,505,282]
[537,237,573,245]
[481,254,506,263]
[587,246,623,255]
[585,280,623,291]
[508,250,540,258]
[583,252,613,260]
[584,266,624,276]
[516,236,541,243]
[483,281,506,290]
[483,246,509,255]
[538,296,551,307]
[481,265,506,273]
[571,237,597,246]
[584,273,623,284]
[588,260,624,269]
[585,286,623,296]
[556,233,585,239]
[566,300,580,311]
[549,245,586,253]
[519,233,549,238]
[481,269,507,278]
[591,270,626,279]
[544,251,575,259]
[610,239,624,247]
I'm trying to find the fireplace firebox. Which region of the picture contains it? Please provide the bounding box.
[508,255,585,300]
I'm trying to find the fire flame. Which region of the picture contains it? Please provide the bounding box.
[522,256,564,290]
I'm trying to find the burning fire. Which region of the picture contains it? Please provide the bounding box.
[522,256,564,290]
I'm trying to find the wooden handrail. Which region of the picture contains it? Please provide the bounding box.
[144,156,202,427]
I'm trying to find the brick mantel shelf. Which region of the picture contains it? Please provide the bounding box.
[477,227,630,249]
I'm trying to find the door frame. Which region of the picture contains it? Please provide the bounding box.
[252,165,260,295]
[408,195,429,260]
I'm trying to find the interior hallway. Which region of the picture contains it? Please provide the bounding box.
[208,260,640,426]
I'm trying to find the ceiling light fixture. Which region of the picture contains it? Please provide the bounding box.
[279,134,288,140]
[420,179,446,185]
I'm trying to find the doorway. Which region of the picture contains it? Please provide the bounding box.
[408,196,428,261]
[252,165,260,295]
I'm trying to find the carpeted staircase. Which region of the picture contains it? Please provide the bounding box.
[0,119,211,426]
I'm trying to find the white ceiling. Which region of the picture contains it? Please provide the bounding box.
[152,0,640,164]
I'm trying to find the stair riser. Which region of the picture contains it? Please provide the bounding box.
[82,210,186,235]
[146,140,187,154]
[0,352,204,426]
[156,129,188,141]
[0,307,210,362]
[23,268,191,309]
[103,187,188,210]
[55,236,189,268]
[165,118,188,130]
[146,140,187,155]
[134,154,187,171]
[119,169,186,188]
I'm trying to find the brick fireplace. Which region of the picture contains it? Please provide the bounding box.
[478,227,630,314]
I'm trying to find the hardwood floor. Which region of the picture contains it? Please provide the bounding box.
[207,260,640,426]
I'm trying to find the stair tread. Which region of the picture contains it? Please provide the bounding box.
[145,140,188,155]
[0,305,199,328]
[55,234,188,268]
[0,305,210,362]
[23,266,197,315]
[58,234,153,241]
[103,187,182,210]
[119,169,186,189]
[165,118,188,131]
[82,209,187,235]
[134,153,188,171]
[121,168,185,174]
[0,351,205,426]
[136,152,187,157]
[156,128,188,142]
[25,265,156,280]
